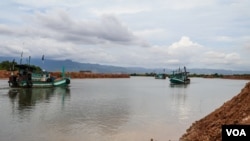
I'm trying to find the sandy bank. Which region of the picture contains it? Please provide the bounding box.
[180,82,250,141]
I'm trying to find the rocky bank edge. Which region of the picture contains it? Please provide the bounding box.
[180,82,250,141]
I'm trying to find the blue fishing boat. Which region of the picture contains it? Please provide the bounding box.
[169,66,190,84]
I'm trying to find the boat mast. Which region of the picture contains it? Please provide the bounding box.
[10,59,15,76]
[20,51,23,64]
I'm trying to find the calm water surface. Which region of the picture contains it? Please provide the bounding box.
[0,77,248,141]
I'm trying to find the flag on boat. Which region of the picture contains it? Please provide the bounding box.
[42,55,45,64]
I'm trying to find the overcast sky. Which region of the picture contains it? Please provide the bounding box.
[0,0,250,70]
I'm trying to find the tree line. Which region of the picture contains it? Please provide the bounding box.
[0,60,42,72]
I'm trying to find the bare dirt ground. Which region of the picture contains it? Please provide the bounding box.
[180,82,250,141]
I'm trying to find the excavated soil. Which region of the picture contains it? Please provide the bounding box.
[180,82,250,141]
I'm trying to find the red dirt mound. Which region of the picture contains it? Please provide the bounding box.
[180,82,250,141]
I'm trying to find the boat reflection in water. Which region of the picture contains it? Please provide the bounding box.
[169,83,189,102]
[8,87,70,111]
[169,83,189,88]
[6,86,131,141]
[169,82,190,122]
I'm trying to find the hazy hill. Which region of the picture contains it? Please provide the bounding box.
[0,56,250,74]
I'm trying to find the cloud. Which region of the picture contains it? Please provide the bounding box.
[215,36,234,42]
[242,36,250,52]
[134,28,168,44]
[0,24,12,35]
[168,36,203,53]
[0,9,149,47]
[166,36,204,64]
[89,6,151,16]
[145,36,243,69]
[165,0,215,10]
[138,36,205,68]
[0,0,250,70]
[201,51,242,66]
[32,9,149,46]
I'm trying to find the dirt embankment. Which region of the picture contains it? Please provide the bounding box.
[202,75,250,80]
[222,75,250,80]
[0,70,130,79]
[0,70,9,78]
[51,72,130,78]
[180,82,250,141]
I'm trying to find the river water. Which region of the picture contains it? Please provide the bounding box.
[0,77,248,141]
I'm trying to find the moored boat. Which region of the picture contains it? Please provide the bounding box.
[8,64,70,88]
[155,69,167,79]
[155,73,167,79]
[169,66,190,84]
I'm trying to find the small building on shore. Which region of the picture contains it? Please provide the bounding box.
[79,70,92,73]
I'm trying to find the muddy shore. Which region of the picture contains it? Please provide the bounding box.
[180,82,250,141]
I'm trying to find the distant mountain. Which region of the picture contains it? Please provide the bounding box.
[0,56,250,74]
[0,56,128,73]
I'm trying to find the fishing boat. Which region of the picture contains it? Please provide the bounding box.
[155,69,167,79]
[169,66,190,84]
[8,64,70,88]
[155,73,166,79]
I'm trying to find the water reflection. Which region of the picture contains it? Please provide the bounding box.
[6,85,130,141]
[55,93,131,137]
[169,83,189,88]
[169,83,190,121]
[169,84,188,101]
[8,87,70,111]
[1,78,247,141]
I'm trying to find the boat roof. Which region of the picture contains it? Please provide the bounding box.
[15,64,34,70]
[172,70,189,73]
